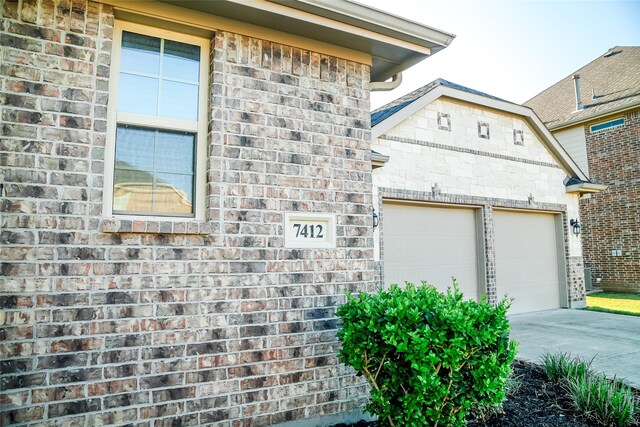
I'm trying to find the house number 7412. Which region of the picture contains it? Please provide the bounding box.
[284,213,335,248]
[292,223,324,238]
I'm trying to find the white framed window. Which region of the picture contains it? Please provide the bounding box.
[104,21,209,220]
[589,117,624,133]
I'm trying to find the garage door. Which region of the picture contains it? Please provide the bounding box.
[382,203,481,301]
[493,210,564,314]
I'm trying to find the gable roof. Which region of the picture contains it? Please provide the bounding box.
[371,78,503,127]
[371,78,589,182]
[524,46,640,130]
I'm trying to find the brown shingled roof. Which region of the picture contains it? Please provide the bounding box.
[524,46,640,129]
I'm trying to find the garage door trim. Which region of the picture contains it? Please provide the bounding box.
[493,208,569,310]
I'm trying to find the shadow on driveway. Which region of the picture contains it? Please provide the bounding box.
[509,309,640,388]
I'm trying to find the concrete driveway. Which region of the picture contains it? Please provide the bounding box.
[509,309,640,388]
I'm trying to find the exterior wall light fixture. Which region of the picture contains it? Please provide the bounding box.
[569,219,581,236]
[373,209,379,230]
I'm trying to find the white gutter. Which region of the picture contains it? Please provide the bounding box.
[370,73,402,91]
[268,0,456,51]
[371,151,390,169]
[565,182,608,194]
[548,100,640,131]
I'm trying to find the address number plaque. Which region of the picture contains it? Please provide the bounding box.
[284,213,336,248]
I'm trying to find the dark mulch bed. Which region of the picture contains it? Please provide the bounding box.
[332,362,602,427]
[467,362,597,427]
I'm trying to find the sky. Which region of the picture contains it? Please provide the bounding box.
[365,0,640,110]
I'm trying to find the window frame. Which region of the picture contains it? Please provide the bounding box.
[103,21,209,221]
[589,117,625,133]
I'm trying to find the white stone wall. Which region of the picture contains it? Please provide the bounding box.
[373,98,583,257]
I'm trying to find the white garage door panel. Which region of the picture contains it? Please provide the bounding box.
[494,210,561,314]
[383,203,479,301]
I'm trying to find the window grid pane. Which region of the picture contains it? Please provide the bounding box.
[118,32,200,121]
[120,31,161,76]
[113,125,195,217]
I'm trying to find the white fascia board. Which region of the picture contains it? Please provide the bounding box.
[372,85,589,181]
[372,85,445,139]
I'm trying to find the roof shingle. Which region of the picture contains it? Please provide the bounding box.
[371,78,505,127]
[524,46,640,129]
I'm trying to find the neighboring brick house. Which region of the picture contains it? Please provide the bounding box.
[525,46,640,293]
[371,79,604,314]
[0,1,455,425]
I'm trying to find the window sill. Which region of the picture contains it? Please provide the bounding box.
[101,218,213,235]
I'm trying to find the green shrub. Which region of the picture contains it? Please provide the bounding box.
[569,373,637,426]
[336,281,517,427]
[468,373,522,423]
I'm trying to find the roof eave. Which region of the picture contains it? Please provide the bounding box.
[371,151,390,169]
[260,0,456,82]
[269,0,456,50]
[565,182,608,194]
[152,0,455,82]
[548,100,640,131]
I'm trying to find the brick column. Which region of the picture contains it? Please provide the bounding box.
[482,205,498,305]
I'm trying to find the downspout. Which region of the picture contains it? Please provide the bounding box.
[369,72,402,91]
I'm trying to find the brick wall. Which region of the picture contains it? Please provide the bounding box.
[580,109,640,292]
[1,0,375,425]
[567,256,586,307]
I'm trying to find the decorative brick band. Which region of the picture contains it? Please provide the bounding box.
[380,134,561,169]
[378,187,567,212]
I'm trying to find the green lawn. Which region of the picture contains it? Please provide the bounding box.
[585,292,640,317]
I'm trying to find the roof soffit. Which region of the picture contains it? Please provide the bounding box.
[153,0,454,81]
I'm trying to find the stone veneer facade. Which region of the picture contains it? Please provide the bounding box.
[372,98,586,308]
[579,109,640,293]
[1,1,376,425]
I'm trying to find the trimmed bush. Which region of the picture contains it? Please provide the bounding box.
[337,281,517,427]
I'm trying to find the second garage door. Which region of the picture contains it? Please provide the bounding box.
[493,210,565,314]
[382,202,482,301]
